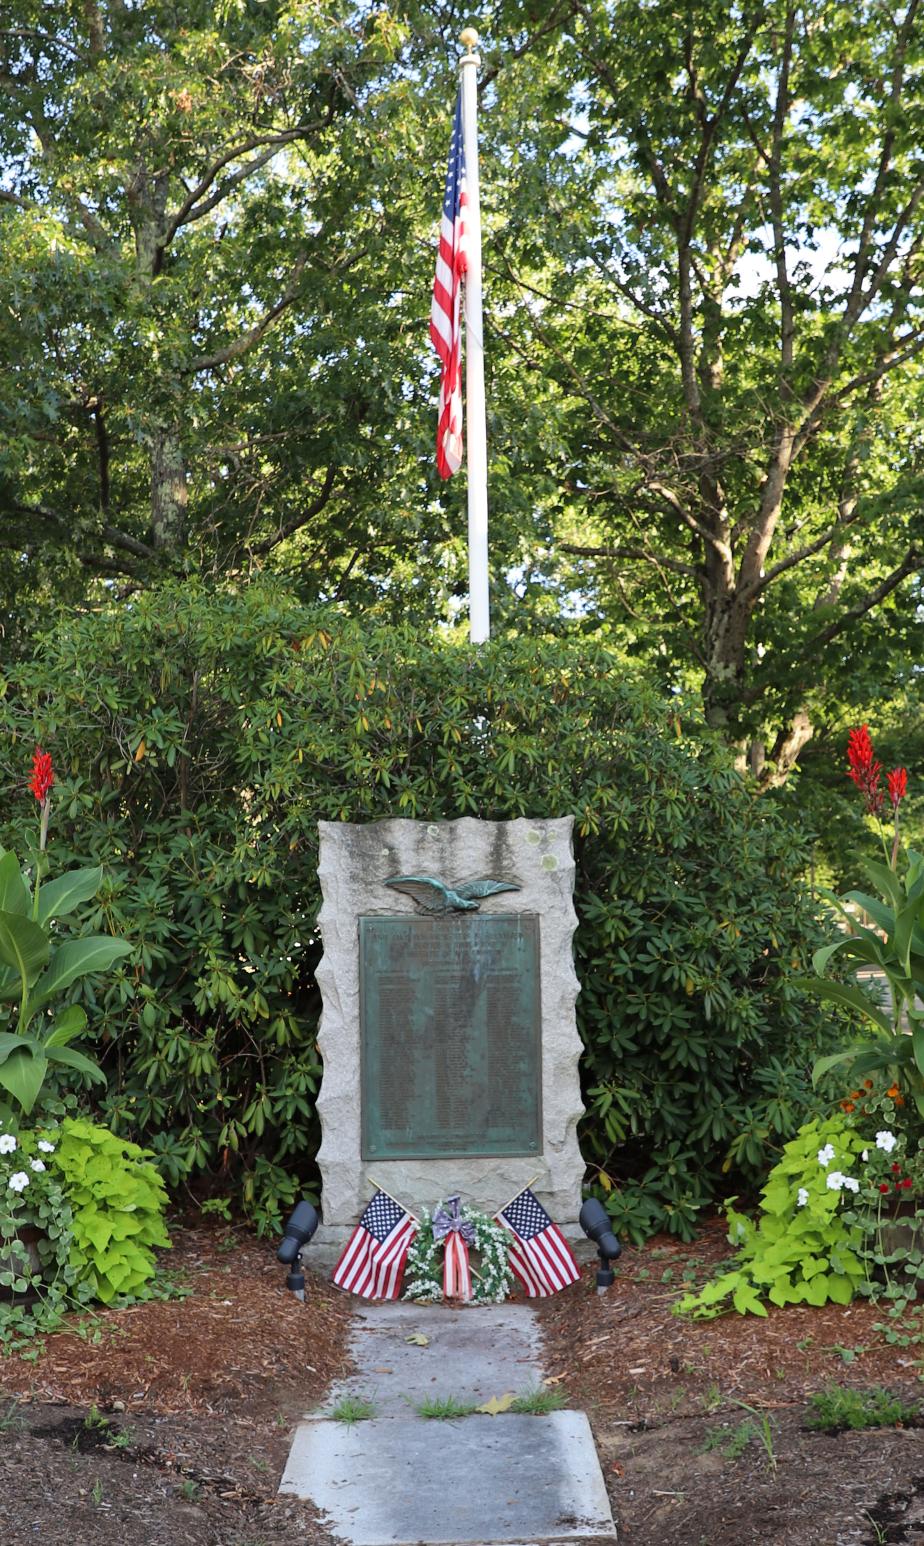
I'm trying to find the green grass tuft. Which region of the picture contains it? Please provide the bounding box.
[415,1395,477,1420]
[510,1386,568,1415]
[330,1395,377,1425]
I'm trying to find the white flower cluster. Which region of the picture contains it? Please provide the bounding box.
[798,1128,903,1208]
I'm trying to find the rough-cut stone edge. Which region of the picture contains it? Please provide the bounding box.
[313,816,584,1255]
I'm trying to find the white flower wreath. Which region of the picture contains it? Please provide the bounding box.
[403,1201,514,1304]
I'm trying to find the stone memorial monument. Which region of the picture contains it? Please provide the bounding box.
[313,816,583,1256]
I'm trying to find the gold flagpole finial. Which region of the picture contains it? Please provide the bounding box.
[460,27,479,56]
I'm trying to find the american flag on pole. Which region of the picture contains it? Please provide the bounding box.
[430,89,468,478]
[332,1190,418,1300]
[495,1187,581,1297]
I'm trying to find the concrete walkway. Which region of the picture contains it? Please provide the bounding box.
[279,1300,616,1545]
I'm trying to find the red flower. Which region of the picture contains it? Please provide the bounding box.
[29,746,54,804]
[846,726,884,816]
[901,1177,913,1190]
[879,1183,891,1194]
[887,767,908,808]
[892,1163,902,1173]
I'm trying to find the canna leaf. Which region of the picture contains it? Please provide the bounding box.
[31,936,132,1008]
[793,977,892,1034]
[0,1047,48,1115]
[37,866,103,925]
[0,910,49,988]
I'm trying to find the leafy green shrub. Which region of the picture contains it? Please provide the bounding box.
[0,579,840,1235]
[0,1115,169,1345]
[806,1385,921,1432]
[677,1114,868,1317]
[52,1118,169,1302]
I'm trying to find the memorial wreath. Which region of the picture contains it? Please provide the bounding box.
[402,1196,514,1304]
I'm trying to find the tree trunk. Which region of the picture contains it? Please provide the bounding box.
[150,425,188,550]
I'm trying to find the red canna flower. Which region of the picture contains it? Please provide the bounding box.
[29,746,54,804]
[887,767,908,808]
[846,726,884,816]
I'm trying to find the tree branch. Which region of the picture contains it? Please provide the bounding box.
[249,465,338,555]
[559,541,697,578]
[806,546,921,651]
[162,123,328,246]
[187,253,307,373]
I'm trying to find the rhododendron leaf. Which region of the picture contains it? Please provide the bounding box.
[0,1047,48,1114]
[37,867,103,925]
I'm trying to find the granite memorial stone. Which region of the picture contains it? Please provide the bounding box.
[314,816,583,1257]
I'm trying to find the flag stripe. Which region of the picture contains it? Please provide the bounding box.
[430,89,467,479]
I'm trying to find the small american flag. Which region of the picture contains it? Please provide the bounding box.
[332,1190,418,1300]
[496,1187,581,1297]
[430,89,468,478]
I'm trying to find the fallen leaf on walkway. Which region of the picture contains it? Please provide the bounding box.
[372,1367,393,1374]
[405,1334,430,1346]
[543,1373,566,1386]
[476,1392,516,1416]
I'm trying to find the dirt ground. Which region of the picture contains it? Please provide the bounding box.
[0,1223,351,1546]
[2,1217,924,1545]
[539,1217,924,1546]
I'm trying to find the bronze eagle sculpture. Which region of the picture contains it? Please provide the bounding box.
[384,875,521,913]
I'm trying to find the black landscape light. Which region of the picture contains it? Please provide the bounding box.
[579,1198,622,1293]
[277,1199,319,1301]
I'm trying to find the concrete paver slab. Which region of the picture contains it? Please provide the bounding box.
[314,1301,542,1418]
[279,1410,616,1545]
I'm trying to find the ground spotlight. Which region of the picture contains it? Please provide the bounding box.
[579,1197,622,1293]
[277,1199,319,1300]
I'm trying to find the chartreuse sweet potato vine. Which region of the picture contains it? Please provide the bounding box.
[678,1115,869,1318]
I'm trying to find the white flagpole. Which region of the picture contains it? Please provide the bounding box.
[459,27,490,644]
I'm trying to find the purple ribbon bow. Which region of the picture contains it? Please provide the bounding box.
[432,1195,475,1246]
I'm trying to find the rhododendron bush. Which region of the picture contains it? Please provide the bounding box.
[0,581,843,1237]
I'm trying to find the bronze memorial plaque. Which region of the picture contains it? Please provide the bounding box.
[359,913,541,1159]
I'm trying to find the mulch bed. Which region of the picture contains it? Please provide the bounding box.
[5,1216,924,1544]
[539,1218,924,1545]
[0,1222,353,1546]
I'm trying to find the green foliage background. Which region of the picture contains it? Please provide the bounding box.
[0,582,843,1237]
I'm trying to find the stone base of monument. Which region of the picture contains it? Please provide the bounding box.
[279,1301,616,1543]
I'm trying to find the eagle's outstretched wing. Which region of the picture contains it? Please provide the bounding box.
[384,875,453,911]
[454,878,521,901]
